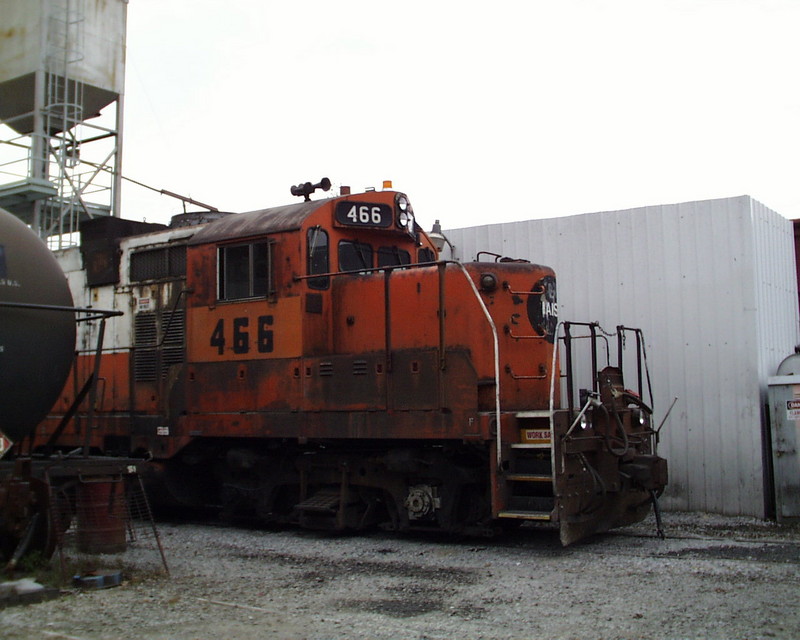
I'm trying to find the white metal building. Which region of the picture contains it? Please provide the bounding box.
[445,195,799,518]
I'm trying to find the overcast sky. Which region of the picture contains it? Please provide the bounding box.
[120,0,800,231]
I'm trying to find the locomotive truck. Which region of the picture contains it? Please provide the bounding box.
[9,181,667,545]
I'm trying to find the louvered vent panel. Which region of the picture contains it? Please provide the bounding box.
[161,347,185,378]
[134,349,157,381]
[161,309,185,346]
[134,313,157,345]
[160,309,185,378]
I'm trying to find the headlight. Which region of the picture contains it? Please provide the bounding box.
[396,194,414,232]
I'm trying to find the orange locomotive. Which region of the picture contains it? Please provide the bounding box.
[38,180,666,544]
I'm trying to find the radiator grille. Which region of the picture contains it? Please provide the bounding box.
[130,245,187,282]
[133,308,186,381]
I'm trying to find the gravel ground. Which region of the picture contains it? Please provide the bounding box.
[1,511,799,640]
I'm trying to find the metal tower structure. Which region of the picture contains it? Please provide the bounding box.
[0,0,127,248]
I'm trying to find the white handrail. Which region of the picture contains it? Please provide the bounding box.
[456,263,502,467]
[549,321,563,434]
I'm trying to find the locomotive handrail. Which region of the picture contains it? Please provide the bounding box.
[502,284,545,296]
[506,365,547,380]
[616,325,654,410]
[0,301,123,322]
[551,321,659,455]
[292,260,440,281]
[549,321,562,434]
[549,321,611,429]
[1,302,121,457]
[504,327,549,340]
[558,321,614,413]
[455,263,502,467]
[156,288,191,349]
[73,346,135,356]
[475,251,530,264]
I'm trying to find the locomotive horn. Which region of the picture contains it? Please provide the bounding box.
[291,177,332,201]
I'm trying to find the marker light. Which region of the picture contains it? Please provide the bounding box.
[383,180,393,190]
[479,273,498,292]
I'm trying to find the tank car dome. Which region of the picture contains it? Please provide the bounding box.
[0,208,76,444]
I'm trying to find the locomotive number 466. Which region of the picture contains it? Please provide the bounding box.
[335,201,392,228]
[210,316,274,355]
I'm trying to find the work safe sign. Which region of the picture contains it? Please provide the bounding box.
[786,399,800,421]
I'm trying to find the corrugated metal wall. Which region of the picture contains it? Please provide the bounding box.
[445,196,799,517]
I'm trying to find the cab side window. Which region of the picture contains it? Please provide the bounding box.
[218,241,271,300]
[307,227,329,290]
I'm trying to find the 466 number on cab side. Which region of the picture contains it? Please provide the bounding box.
[210,316,274,355]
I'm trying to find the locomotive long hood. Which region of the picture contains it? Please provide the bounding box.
[188,200,327,245]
